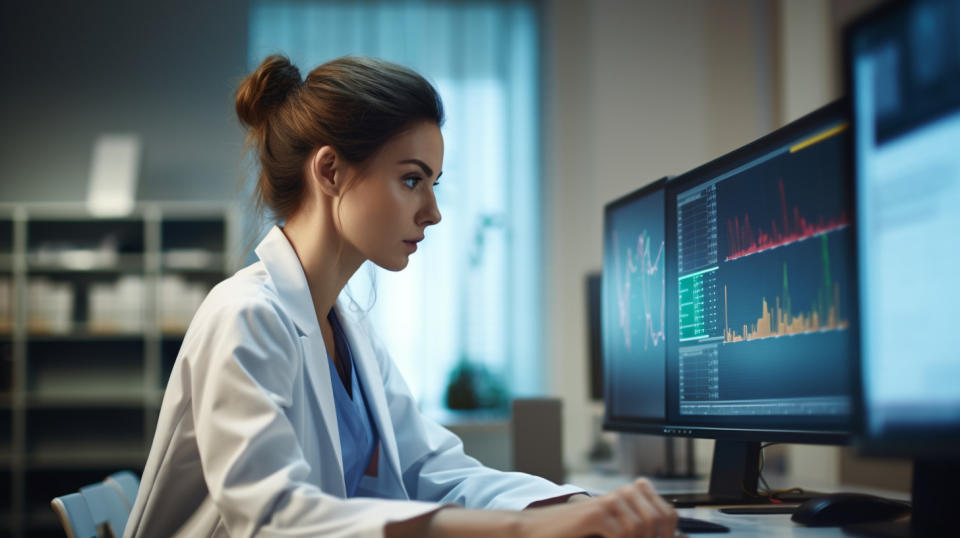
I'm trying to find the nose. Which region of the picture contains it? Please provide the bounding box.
[419,190,442,227]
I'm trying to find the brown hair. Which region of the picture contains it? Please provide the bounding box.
[236,55,445,222]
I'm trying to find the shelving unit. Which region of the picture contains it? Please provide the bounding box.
[0,202,238,538]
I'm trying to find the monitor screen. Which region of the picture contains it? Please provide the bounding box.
[848,0,960,451]
[604,103,855,444]
[665,102,855,439]
[603,179,667,425]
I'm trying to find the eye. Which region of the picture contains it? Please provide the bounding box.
[432,180,440,187]
[402,176,422,189]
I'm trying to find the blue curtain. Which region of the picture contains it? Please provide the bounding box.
[248,0,542,413]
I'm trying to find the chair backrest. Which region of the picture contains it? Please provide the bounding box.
[50,492,98,538]
[78,482,130,538]
[50,471,140,538]
[105,470,140,510]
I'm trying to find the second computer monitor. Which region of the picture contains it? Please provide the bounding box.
[603,178,668,426]
[603,103,857,503]
[664,101,856,440]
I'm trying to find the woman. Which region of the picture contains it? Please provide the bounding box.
[124,56,678,538]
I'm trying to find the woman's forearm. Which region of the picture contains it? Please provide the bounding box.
[385,507,521,538]
[385,478,678,538]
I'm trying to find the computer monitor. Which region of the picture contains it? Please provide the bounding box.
[846,0,960,533]
[603,101,856,505]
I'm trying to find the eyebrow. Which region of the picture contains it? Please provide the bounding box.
[398,159,442,180]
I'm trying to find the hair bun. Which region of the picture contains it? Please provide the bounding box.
[236,55,303,129]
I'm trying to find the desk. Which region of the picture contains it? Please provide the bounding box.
[567,472,911,537]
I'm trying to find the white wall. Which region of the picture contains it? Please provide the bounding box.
[542,0,775,474]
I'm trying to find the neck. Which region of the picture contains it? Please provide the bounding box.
[281,200,364,327]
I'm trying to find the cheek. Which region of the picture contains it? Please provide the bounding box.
[339,187,403,245]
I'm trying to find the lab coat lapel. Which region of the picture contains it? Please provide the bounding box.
[335,302,406,496]
[255,226,346,496]
[300,332,345,495]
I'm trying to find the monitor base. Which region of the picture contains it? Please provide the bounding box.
[662,439,824,507]
[663,490,821,508]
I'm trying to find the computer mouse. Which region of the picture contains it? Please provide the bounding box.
[790,492,910,527]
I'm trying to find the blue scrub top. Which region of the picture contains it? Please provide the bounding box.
[327,309,379,497]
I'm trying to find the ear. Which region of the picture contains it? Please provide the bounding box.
[307,146,343,197]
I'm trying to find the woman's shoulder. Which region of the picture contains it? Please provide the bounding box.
[187,261,295,343]
[175,261,304,400]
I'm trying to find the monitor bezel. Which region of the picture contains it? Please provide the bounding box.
[604,102,853,445]
[843,0,960,459]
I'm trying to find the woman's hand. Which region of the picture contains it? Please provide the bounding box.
[516,478,680,538]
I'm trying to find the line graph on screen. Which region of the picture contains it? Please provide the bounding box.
[614,229,666,350]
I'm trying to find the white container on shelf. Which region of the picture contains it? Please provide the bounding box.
[158,275,210,334]
[27,278,74,334]
[89,276,144,334]
[116,275,144,333]
[164,248,215,270]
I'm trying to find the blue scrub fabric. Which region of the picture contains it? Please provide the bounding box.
[327,309,380,497]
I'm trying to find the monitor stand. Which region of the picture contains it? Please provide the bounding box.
[660,440,821,507]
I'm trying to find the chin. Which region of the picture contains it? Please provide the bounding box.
[373,256,409,272]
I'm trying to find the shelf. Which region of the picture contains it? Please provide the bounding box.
[26,392,151,408]
[27,340,144,400]
[26,407,145,467]
[162,250,226,272]
[26,447,147,469]
[26,465,141,494]
[24,509,59,532]
[26,330,145,342]
[26,253,145,273]
[4,204,234,538]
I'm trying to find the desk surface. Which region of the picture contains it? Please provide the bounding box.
[567,472,910,537]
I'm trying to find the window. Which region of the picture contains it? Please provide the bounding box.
[249,0,542,413]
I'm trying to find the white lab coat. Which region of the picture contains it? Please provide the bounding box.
[124,226,582,538]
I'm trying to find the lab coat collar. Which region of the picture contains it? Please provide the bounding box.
[254,225,320,336]
[255,226,347,494]
[255,225,406,498]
